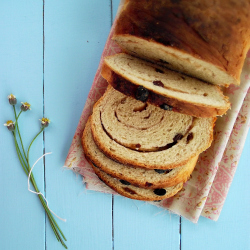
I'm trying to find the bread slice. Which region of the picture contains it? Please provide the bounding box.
[91,163,183,201]
[82,117,198,189]
[91,86,215,169]
[113,0,250,86]
[102,53,230,118]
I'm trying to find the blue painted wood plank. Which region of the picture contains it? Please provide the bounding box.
[0,1,45,249]
[113,197,180,250]
[2,1,249,249]
[181,132,250,250]
[111,1,180,249]
[43,1,113,249]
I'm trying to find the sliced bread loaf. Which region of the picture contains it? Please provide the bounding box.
[102,53,230,118]
[82,117,198,189]
[91,163,183,201]
[113,0,250,86]
[91,86,215,169]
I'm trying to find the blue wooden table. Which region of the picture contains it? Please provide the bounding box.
[1,1,250,249]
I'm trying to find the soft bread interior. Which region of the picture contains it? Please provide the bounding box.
[113,36,238,86]
[82,117,198,189]
[104,53,230,109]
[91,86,215,169]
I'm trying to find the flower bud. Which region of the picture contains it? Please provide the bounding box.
[21,102,31,111]
[8,94,17,105]
[40,118,50,128]
[4,120,15,131]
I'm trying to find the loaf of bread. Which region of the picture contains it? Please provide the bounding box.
[91,86,215,169]
[83,118,198,189]
[80,1,245,201]
[102,53,230,117]
[91,163,183,201]
[113,0,250,86]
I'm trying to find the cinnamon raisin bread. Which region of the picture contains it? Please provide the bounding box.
[91,86,215,169]
[83,118,198,189]
[102,53,230,117]
[113,0,250,86]
[91,163,183,201]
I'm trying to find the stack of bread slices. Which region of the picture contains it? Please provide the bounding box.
[82,0,250,201]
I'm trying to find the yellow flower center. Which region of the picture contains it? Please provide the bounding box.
[41,118,50,123]
[6,120,14,125]
[8,94,15,99]
[22,102,31,108]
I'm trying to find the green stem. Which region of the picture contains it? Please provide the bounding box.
[11,116,67,248]
[13,125,29,174]
[25,128,67,247]
[13,106,27,161]
[12,132,28,176]
[12,146,64,244]
[31,179,68,248]
[29,168,67,241]
[27,128,44,165]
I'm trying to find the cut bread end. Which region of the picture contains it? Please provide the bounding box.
[112,35,240,87]
[102,53,230,118]
[91,86,215,170]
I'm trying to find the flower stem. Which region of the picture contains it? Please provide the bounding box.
[11,108,67,248]
[12,131,67,248]
[13,106,27,161]
[12,132,28,175]
[27,128,44,165]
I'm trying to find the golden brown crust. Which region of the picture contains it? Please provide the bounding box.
[114,0,250,85]
[101,61,230,118]
[91,163,183,201]
[82,117,198,189]
[92,128,208,169]
[93,153,197,189]
[90,87,216,170]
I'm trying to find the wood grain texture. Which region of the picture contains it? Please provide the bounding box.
[43,1,113,249]
[0,0,249,250]
[181,132,250,250]
[0,1,44,249]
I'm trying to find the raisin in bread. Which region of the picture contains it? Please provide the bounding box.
[83,118,198,189]
[91,163,183,201]
[113,0,250,86]
[91,86,215,169]
[102,53,230,118]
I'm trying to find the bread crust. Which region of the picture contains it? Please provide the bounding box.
[91,163,183,201]
[101,61,230,118]
[113,0,250,86]
[90,86,216,170]
[82,117,198,189]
